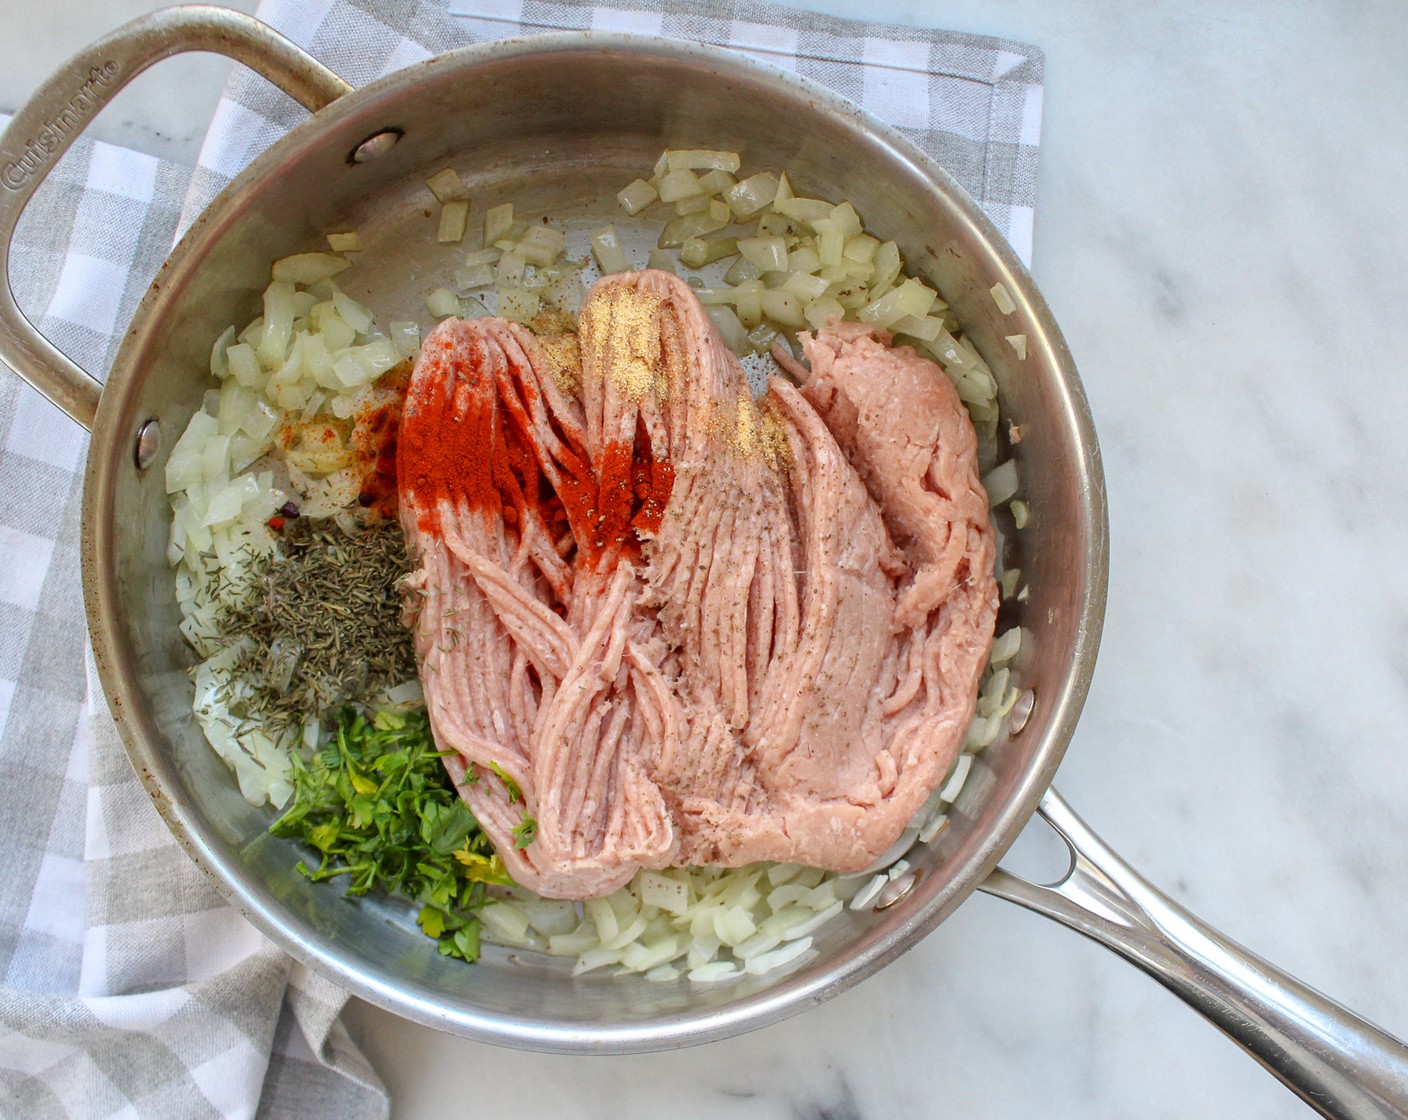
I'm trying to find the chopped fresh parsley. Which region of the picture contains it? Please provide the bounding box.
[270,706,510,962]
[512,813,538,849]
[488,760,522,803]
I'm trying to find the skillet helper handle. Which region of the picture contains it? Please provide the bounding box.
[982,788,1408,1119]
[0,4,352,430]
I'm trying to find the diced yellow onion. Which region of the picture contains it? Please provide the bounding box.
[425,167,469,203]
[617,177,658,216]
[483,202,513,246]
[425,287,459,318]
[270,252,350,285]
[437,199,470,244]
[325,230,362,253]
[590,226,630,275]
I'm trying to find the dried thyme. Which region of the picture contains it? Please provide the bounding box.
[220,516,417,737]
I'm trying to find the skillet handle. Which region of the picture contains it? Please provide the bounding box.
[981,787,1408,1119]
[0,4,352,430]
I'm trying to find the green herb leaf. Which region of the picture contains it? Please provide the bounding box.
[488,761,522,803]
[418,904,448,939]
[271,706,507,962]
[512,813,538,849]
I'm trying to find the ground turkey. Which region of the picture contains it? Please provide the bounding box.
[397,270,997,900]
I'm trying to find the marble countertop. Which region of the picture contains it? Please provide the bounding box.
[5,1,1408,1117]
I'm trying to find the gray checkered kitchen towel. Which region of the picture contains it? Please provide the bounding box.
[0,1,1043,1115]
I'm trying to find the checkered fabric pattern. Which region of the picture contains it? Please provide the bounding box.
[0,1,1043,1115]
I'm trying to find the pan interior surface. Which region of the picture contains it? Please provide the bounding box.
[83,36,1106,1051]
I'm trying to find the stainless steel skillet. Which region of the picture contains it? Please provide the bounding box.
[0,7,1404,1115]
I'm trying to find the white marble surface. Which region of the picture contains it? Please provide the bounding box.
[6,1,1408,1117]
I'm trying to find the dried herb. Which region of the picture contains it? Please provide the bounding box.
[270,706,510,962]
[219,517,416,736]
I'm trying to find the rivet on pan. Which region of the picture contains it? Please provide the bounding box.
[875,871,918,910]
[134,419,160,470]
[1008,689,1036,735]
[349,128,404,164]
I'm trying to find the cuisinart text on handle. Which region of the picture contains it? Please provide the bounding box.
[2,62,121,190]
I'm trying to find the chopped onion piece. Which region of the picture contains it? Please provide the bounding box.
[240,398,279,442]
[1011,499,1030,529]
[540,267,585,314]
[325,231,362,253]
[461,295,491,320]
[680,236,738,268]
[696,168,737,196]
[990,626,1024,666]
[656,168,704,204]
[982,459,1019,506]
[425,167,469,203]
[859,277,938,329]
[460,246,501,267]
[389,320,421,358]
[270,252,350,285]
[620,936,682,972]
[734,284,763,328]
[723,256,761,285]
[639,871,689,915]
[256,281,297,369]
[740,937,810,976]
[478,901,532,946]
[210,325,236,380]
[425,287,459,318]
[990,281,1017,314]
[331,290,373,335]
[746,323,777,352]
[165,412,217,494]
[814,225,844,268]
[737,235,787,273]
[453,262,495,291]
[937,754,973,804]
[673,192,710,216]
[216,380,255,436]
[713,905,757,947]
[803,296,845,331]
[496,249,526,288]
[782,271,829,302]
[827,201,863,238]
[843,233,880,263]
[870,240,902,294]
[891,313,944,342]
[590,226,630,275]
[725,171,780,219]
[787,245,821,275]
[483,202,513,246]
[774,195,833,222]
[617,177,659,216]
[688,961,741,983]
[519,224,566,267]
[1006,333,1028,359]
[437,199,470,243]
[706,306,749,356]
[497,287,541,324]
[760,289,804,330]
[659,211,727,248]
[664,148,741,173]
[226,342,261,389]
[646,248,677,274]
